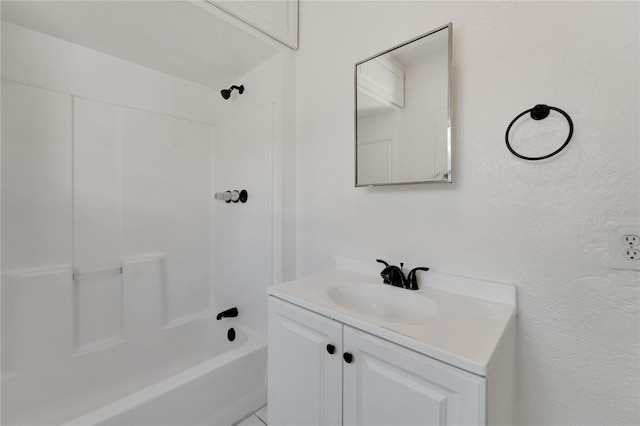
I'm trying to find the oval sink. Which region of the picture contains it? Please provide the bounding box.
[326,283,438,324]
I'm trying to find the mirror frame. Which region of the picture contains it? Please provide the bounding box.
[354,22,453,187]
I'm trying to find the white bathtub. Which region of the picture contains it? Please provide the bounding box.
[63,326,267,426]
[2,262,267,426]
[4,323,266,426]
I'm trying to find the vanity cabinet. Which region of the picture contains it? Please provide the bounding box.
[268,296,486,426]
[268,296,343,426]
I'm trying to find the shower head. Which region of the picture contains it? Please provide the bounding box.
[220,84,244,100]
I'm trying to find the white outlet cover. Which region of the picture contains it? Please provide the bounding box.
[610,225,640,270]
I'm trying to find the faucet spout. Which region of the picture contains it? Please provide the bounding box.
[216,307,238,320]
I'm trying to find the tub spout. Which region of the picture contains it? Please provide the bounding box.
[216,307,238,320]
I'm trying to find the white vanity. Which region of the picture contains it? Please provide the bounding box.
[267,258,516,426]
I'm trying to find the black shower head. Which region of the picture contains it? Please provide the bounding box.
[220,84,244,100]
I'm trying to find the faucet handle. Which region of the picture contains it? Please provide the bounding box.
[407,267,430,290]
[376,259,392,284]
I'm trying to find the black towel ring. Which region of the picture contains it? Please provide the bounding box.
[505,104,574,161]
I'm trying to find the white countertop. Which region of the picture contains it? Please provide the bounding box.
[268,264,517,376]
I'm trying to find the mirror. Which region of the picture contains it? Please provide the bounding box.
[355,23,452,187]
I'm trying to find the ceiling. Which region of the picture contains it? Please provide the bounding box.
[1,0,279,89]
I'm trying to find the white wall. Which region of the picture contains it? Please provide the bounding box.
[295,2,639,425]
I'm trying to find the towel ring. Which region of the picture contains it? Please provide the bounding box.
[505,104,573,161]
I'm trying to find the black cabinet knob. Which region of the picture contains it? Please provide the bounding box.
[326,344,335,355]
[343,352,353,363]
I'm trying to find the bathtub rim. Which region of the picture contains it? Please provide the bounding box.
[62,326,266,426]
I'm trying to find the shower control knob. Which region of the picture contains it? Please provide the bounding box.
[343,352,354,363]
[214,191,232,202]
[326,344,336,355]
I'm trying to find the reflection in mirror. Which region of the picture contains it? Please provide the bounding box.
[355,23,452,186]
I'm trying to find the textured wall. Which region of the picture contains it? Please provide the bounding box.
[295,2,639,424]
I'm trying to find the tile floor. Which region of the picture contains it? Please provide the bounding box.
[235,405,267,426]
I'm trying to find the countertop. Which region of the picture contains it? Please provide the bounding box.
[268,265,517,376]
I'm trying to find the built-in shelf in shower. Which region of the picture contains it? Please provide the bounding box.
[73,270,124,355]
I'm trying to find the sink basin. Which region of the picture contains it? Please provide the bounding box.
[326,283,438,324]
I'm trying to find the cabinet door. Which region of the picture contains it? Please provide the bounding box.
[343,326,486,426]
[268,297,343,426]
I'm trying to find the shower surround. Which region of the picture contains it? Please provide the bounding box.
[1,11,289,424]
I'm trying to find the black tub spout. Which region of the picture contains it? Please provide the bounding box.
[216,307,238,320]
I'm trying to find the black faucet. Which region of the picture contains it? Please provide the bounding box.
[376,259,430,290]
[216,307,238,320]
[377,259,405,288]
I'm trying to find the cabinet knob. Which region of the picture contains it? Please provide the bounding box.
[343,352,354,363]
[326,344,336,355]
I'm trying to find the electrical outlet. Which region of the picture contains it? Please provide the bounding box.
[622,234,640,247]
[611,225,640,270]
[624,249,640,261]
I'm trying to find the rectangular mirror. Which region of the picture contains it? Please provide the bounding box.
[355,23,452,187]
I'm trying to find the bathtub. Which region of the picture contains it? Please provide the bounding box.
[63,326,267,426]
[2,289,267,426]
[2,262,267,426]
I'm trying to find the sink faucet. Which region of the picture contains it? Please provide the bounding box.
[376,259,430,290]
